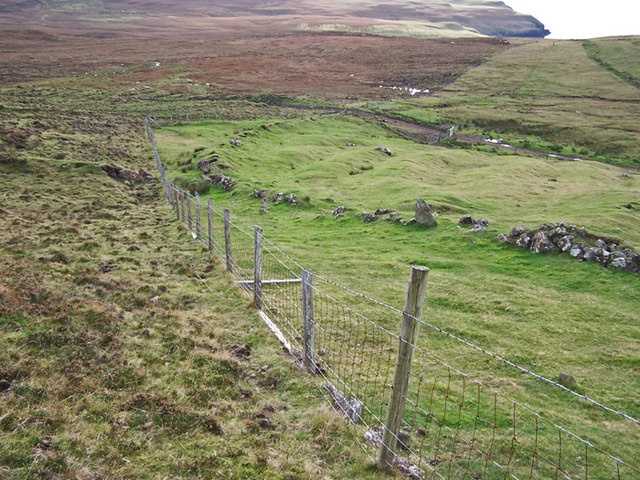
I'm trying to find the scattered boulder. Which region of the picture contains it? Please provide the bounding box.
[323,384,362,424]
[253,189,267,199]
[272,192,284,204]
[346,142,355,147]
[285,194,297,206]
[333,206,347,219]
[259,205,269,215]
[102,165,154,184]
[229,137,243,147]
[415,199,437,227]
[459,215,475,225]
[375,208,392,216]
[375,146,392,156]
[558,373,576,388]
[497,233,508,243]
[361,213,378,223]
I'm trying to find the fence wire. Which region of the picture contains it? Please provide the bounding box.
[146,117,639,480]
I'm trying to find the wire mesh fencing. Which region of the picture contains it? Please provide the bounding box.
[146,117,640,480]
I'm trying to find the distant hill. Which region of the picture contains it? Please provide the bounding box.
[0,0,550,39]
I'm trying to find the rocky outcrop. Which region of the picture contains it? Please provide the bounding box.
[499,223,639,273]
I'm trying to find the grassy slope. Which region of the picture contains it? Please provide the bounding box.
[371,39,640,166]
[0,92,389,479]
[156,114,640,466]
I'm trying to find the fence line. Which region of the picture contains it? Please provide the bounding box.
[145,116,639,479]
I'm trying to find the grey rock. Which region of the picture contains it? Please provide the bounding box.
[470,224,486,233]
[516,233,532,249]
[323,384,362,424]
[375,146,392,156]
[364,426,411,451]
[610,253,627,269]
[458,215,475,225]
[555,235,575,252]
[285,194,297,205]
[558,373,576,388]
[531,231,556,254]
[333,206,346,218]
[196,157,211,172]
[415,199,437,227]
[272,192,284,204]
[497,233,509,243]
[509,225,528,238]
[259,205,269,215]
[475,218,490,228]
[595,239,608,249]
[361,213,378,223]
[394,457,425,480]
[570,243,586,260]
[229,137,243,147]
[253,189,267,199]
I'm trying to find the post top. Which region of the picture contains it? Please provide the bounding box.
[412,265,430,272]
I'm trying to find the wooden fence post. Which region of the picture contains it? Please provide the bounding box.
[187,192,193,231]
[378,266,429,472]
[302,269,316,374]
[254,226,263,309]
[224,209,233,273]
[208,198,214,252]
[179,189,185,223]
[195,193,201,241]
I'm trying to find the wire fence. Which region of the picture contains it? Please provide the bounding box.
[146,117,639,480]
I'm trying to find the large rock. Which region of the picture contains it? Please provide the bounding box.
[415,199,437,227]
[530,231,556,254]
[458,215,475,225]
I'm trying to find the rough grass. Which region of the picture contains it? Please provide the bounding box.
[0,90,392,480]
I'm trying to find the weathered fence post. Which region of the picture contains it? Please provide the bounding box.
[224,209,233,273]
[207,198,214,252]
[187,192,193,231]
[378,266,429,472]
[195,193,201,241]
[179,189,185,223]
[254,226,263,309]
[302,269,317,374]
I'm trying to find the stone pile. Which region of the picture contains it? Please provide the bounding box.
[498,223,639,272]
[201,173,236,192]
[458,215,490,232]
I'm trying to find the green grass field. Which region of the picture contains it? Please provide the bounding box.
[155,112,640,475]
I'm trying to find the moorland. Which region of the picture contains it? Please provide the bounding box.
[1,1,639,479]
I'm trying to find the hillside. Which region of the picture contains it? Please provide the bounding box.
[1,1,639,478]
[0,0,550,39]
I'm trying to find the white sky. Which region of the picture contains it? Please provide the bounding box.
[504,0,640,39]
